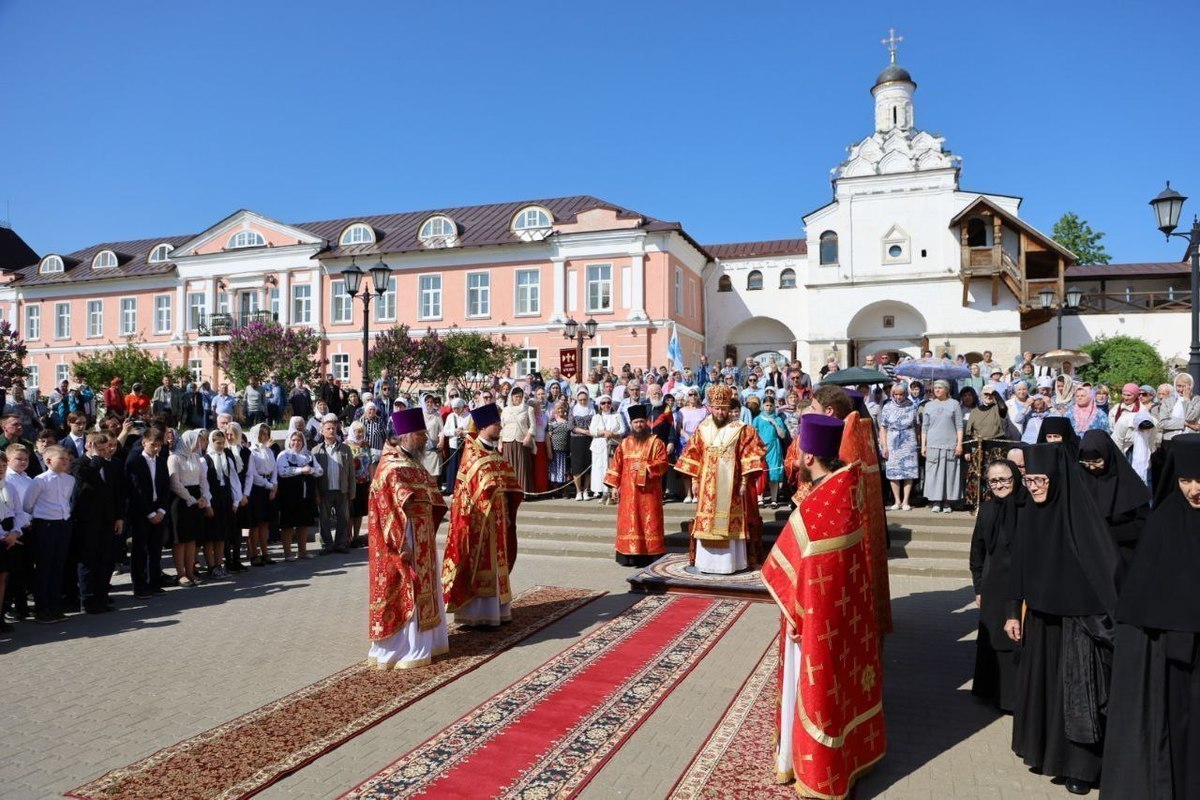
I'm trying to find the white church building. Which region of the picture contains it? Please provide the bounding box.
[703,45,1192,371]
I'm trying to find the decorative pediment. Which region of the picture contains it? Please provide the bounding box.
[171,209,325,258]
[555,207,643,234]
[878,150,913,174]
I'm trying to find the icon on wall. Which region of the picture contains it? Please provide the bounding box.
[882,315,895,329]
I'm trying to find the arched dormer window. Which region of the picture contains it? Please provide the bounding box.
[819,231,838,265]
[779,268,797,289]
[511,206,553,241]
[339,223,376,246]
[717,275,733,293]
[418,215,458,248]
[92,250,118,269]
[227,230,266,249]
[746,270,763,291]
[39,255,64,274]
[967,218,989,247]
[148,243,175,263]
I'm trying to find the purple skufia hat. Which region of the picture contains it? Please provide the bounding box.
[799,414,844,459]
[392,408,425,436]
[470,402,501,429]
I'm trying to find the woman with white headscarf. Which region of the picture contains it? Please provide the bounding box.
[920,379,963,513]
[439,399,471,493]
[243,423,278,567]
[224,422,250,570]
[420,394,444,479]
[588,395,624,504]
[203,428,242,579]
[276,429,323,560]
[168,428,212,587]
[345,421,376,545]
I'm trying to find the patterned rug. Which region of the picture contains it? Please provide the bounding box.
[344,594,749,799]
[67,585,603,800]
[627,552,770,601]
[668,635,798,799]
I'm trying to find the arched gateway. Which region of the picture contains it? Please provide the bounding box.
[846,300,928,364]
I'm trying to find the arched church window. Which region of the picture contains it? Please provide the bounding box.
[746,270,763,291]
[779,268,796,289]
[967,218,988,247]
[717,275,733,293]
[819,231,838,265]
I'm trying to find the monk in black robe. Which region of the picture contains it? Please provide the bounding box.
[1101,434,1200,800]
[1078,429,1150,571]
[1005,443,1120,796]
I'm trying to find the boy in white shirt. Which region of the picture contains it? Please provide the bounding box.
[23,446,75,623]
[3,445,33,622]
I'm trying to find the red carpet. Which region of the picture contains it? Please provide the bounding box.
[67,586,602,800]
[345,594,748,799]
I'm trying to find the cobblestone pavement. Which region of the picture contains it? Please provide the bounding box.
[0,541,1071,799]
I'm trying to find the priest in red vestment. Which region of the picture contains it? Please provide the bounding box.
[604,404,669,566]
[762,413,886,799]
[367,408,450,670]
[441,403,524,627]
[675,384,766,573]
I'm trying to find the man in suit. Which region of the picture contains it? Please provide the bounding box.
[126,426,171,599]
[0,415,42,477]
[74,432,121,613]
[59,413,88,461]
[312,418,355,554]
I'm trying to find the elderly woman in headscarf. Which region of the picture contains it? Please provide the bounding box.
[920,379,963,513]
[276,429,323,560]
[420,394,444,480]
[588,394,624,504]
[1020,394,1052,445]
[964,383,1012,509]
[243,423,278,567]
[1051,374,1076,414]
[168,428,212,588]
[1068,385,1110,437]
[344,421,376,546]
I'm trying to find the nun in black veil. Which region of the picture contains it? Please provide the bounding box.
[1077,429,1151,571]
[1005,443,1120,795]
[1100,434,1200,800]
[970,459,1027,712]
[1037,416,1081,458]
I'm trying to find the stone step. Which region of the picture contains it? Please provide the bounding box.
[887,557,972,580]
[889,526,975,544]
[889,537,971,562]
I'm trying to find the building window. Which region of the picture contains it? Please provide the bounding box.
[56,363,71,385]
[780,268,797,289]
[187,293,207,330]
[24,305,40,340]
[419,274,442,320]
[330,280,352,324]
[819,231,838,265]
[291,284,312,324]
[54,302,70,339]
[270,288,280,317]
[512,206,553,240]
[467,272,490,317]
[87,300,103,338]
[338,223,375,246]
[717,275,733,292]
[375,277,397,322]
[585,264,612,313]
[331,353,350,381]
[967,218,988,247]
[746,270,763,291]
[149,243,174,263]
[674,268,684,313]
[39,255,64,274]
[515,269,540,315]
[25,364,38,390]
[587,346,610,373]
[515,348,539,377]
[120,298,137,335]
[155,295,172,334]
[217,291,230,316]
[188,359,203,385]
[93,250,118,269]
[418,215,458,248]
[227,230,266,249]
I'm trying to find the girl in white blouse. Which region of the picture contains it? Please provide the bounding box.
[243,423,278,567]
[168,429,211,587]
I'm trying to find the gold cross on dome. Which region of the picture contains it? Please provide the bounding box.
[882,27,903,64]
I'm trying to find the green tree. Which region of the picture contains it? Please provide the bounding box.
[368,325,520,394]
[0,319,28,389]
[72,337,191,410]
[439,327,522,392]
[222,320,324,387]
[1076,336,1167,388]
[1051,212,1111,265]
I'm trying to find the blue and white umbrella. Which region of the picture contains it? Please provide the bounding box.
[893,356,971,381]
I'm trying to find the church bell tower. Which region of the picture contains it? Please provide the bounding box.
[872,28,915,133]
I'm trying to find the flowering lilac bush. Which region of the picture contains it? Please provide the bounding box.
[223,320,325,386]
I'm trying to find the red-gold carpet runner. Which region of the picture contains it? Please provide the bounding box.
[67,585,603,800]
[668,635,797,799]
[344,594,748,799]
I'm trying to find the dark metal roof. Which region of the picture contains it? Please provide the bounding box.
[705,239,808,260]
[9,234,192,286]
[1067,262,1190,279]
[0,227,39,272]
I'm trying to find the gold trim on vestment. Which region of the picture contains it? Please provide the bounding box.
[782,508,864,558]
[797,675,883,749]
[792,750,885,800]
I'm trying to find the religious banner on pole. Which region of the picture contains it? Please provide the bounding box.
[559,348,578,378]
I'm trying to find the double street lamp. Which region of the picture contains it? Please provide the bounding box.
[1038,285,1084,349]
[341,258,393,394]
[562,317,598,378]
[1149,182,1200,388]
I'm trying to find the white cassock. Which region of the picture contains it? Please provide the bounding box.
[454,587,512,628]
[775,636,802,779]
[695,539,748,574]
[367,519,449,669]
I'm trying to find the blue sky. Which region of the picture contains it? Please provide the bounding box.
[2,1,1197,263]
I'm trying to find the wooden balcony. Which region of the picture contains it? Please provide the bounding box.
[1079,289,1193,314]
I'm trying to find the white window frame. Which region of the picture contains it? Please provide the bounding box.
[149,243,174,263]
[514,268,540,316]
[25,364,39,390]
[515,348,539,377]
[269,287,280,317]
[674,267,684,314]
[511,206,553,240]
[586,346,610,373]
[86,300,103,338]
[92,250,118,269]
[154,295,172,334]
[330,279,353,324]
[187,292,207,331]
[39,255,63,274]
[54,302,71,339]
[418,273,442,320]
[331,353,350,381]
[24,304,40,340]
[227,230,266,249]
[466,271,490,318]
[217,291,230,316]
[291,284,312,325]
[338,223,375,245]
[418,215,458,248]
[188,359,203,385]
[119,297,138,336]
[55,363,71,385]
[374,277,397,322]
[585,263,613,313]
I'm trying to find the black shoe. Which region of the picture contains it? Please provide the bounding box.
[1065,779,1091,795]
[134,592,153,599]
[160,575,179,587]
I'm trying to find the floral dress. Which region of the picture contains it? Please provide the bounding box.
[880,400,919,480]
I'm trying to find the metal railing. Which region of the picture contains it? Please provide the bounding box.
[1079,289,1192,314]
[194,310,278,337]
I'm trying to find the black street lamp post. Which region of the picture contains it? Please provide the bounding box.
[561,317,598,378]
[342,258,393,394]
[1149,182,1200,389]
[1038,285,1084,349]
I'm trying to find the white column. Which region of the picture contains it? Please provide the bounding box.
[174,284,186,338]
[278,272,291,326]
[549,258,566,323]
[628,253,647,320]
[313,270,324,331]
[206,279,217,323]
